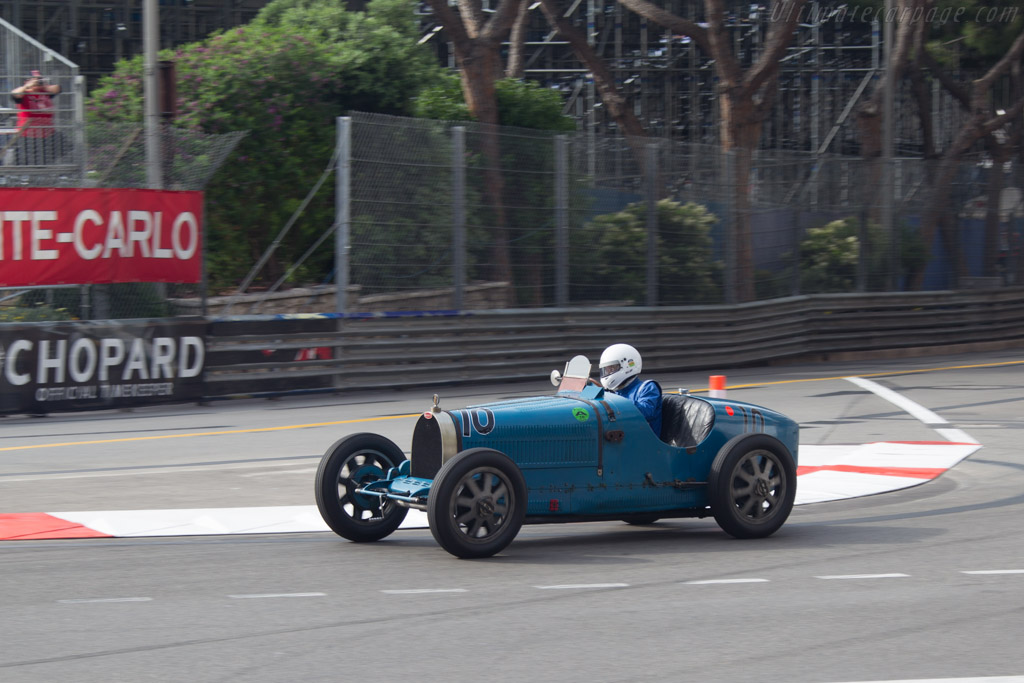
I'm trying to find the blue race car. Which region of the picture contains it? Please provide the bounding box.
[315,356,799,558]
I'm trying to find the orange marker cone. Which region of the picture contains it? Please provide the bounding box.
[709,375,727,398]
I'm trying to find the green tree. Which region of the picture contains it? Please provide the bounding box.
[415,74,575,131]
[87,0,442,291]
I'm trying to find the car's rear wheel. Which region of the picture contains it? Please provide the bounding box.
[709,434,796,539]
[315,433,408,542]
[428,448,526,559]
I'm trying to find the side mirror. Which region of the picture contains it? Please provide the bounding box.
[550,369,562,387]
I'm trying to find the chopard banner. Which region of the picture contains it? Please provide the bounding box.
[0,319,207,414]
[0,188,203,286]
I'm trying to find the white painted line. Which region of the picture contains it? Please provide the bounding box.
[936,427,979,444]
[831,677,1024,683]
[535,583,630,590]
[816,573,910,580]
[962,569,1024,575]
[683,578,769,585]
[227,592,326,599]
[380,588,468,594]
[57,597,153,604]
[844,377,979,445]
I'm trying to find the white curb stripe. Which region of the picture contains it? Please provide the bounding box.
[380,589,468,594]
[683,578,769,585]
[831,678,1024,683]
[535,583,630,590]
[57,597,153,604]
[816,573,910,580]
[228,593,326,599]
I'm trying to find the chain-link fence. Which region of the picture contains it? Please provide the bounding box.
[0,125,244,323]
[339,111,1023,311]
[6,106,1023,320]
[1,16,246,323]
[1,16,83,188]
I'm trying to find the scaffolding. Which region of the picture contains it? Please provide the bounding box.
[0,0,272,88]
[478,0,973,157]
[0,16,84,186]
[0,0,983,159]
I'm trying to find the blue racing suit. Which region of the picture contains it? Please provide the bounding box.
[617,377,663,436]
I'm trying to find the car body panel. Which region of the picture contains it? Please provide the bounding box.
[361,381,799,521]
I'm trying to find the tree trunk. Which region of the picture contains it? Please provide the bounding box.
[983,143,1007,278]
[425,0,520,303]
[723,97,763,303]
[913,30,1024,289]
[852,0,924,216]
[507,0,530,79]
[460,46,513,296]
[538,0,646,142]
[614,0,806,302]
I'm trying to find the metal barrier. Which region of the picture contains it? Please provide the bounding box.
[203,288,1024,397]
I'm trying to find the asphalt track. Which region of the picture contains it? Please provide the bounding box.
[1,349,1023,682]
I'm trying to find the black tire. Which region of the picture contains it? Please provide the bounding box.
[622,514,661,525]
[708,434,796,539]
[427,448,527,559]
[315,433,409,542]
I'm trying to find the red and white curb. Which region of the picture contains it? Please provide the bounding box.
[796,440,980,504]
[0,376,982,541]
[0,439,980,540]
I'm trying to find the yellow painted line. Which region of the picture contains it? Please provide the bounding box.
[6,358,1022,452]
[0,413,420,453]
[685,358,1024,392]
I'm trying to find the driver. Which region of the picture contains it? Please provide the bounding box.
[599,343,662,435]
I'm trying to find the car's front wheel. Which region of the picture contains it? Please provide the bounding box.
[709,434,796,539]
[315,433,409,542]
[427,448,526,559]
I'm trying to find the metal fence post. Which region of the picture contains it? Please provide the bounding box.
[335,116,351,314]
[143,0,162,190]
[555,134,569,307]
[645,142,658,307]
[452,126,466,310]
[882,0,896,290]
[723,149,737,305]
[73,74,87,184]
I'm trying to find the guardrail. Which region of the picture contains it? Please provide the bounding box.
[204,288,1024,396]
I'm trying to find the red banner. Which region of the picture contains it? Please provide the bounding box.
[0,188,203,286]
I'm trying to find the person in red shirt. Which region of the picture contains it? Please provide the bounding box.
[10,71,62,165]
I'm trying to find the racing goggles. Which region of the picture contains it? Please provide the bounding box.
[600,362,621,378]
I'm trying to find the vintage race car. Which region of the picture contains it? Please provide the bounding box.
[315,356,799,558]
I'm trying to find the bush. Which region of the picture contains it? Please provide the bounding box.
[0,303,75,323]
[572,200,722,305]
[798,217,927,293]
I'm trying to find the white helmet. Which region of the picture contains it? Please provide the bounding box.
[599,343,641,390]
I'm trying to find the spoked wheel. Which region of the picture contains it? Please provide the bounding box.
[315,433,409,542]
[427,448,526,559]
[709,434,796,539]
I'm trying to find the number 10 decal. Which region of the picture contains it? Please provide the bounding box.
[735,406,765,433]
[459,408,496,437]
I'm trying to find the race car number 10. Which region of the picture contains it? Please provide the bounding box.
[459,408,496,437]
